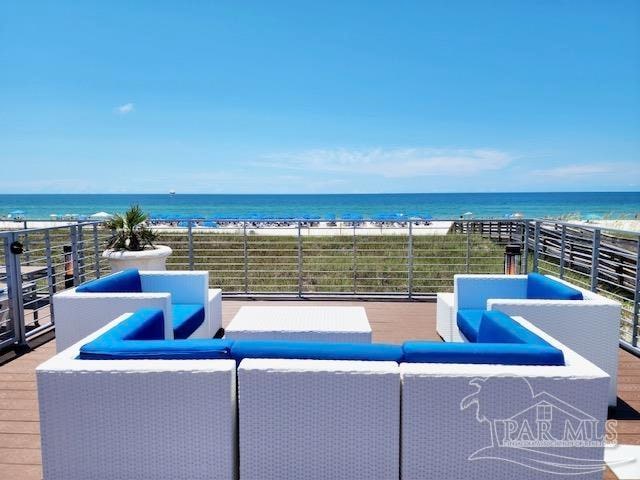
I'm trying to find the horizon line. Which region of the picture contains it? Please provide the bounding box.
[1,190,640,196]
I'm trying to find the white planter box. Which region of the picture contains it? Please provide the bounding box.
[102,245,172,272]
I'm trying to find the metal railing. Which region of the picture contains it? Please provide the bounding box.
[0,221,111,350]
[1,218,639,354]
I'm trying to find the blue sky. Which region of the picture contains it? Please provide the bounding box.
[1,1,638,194]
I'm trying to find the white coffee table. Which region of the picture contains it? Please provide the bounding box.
[225,306,372,343]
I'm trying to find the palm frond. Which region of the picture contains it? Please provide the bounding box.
[105,205,157,251]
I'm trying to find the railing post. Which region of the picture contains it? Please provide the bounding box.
[93,223,101,279]
[522,221,529,273]
[70,225,80,286]
[559,224,566,279]
[297,221,303,297]
[6,232,27,347]
[188,220,194,270]
[352,223,357,294]
[465,222,471,274]
[407,221,414,299]
[77,224,86,283]
[44,231,56,322]
[632,235,640,347]
[533,221,541,272]
[590,228,601,292]
[243,221,248,294]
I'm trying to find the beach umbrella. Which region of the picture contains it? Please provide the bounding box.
[202,221,219,228]
[341,213,363,221]
[10,210,25,216]
[372,213,393,221]
[324,213,337,221]
[89,211,113,220]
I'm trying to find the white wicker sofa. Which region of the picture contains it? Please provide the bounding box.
[53,268,222,352]
[437,272,621,406]
[37,308,610,480]
[37,313,237,480]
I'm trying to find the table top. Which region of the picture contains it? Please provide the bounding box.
[227,306,371,334]
[0,265,48,276]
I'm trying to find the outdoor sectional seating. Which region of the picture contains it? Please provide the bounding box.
[437,272,621,405]
[37,307,610,480]
[52,268,222,352]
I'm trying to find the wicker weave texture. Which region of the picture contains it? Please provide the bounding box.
[436,292,455,342]
[490,301,620,405]
[401,368,609,480]
[226,306,372,343]
[238,359,400,479]
[38,361,237,480]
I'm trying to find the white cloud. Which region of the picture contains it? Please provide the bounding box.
[532,164,617,178]
[115,103,135,115]
[261,147,512,178]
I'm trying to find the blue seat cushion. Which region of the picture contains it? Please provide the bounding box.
[403,341,565,366]
[526,273,583,300]
[79,338,234,360]
[230,340,404,362]
[172,304,205,339]
[76,268,142,293]
[477,310,552,347]
[78,307,234,360]
[456,309,484,342]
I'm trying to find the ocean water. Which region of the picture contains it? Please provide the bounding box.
[0,192,639,220]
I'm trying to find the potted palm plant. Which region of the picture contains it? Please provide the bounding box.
[102,205,172,272]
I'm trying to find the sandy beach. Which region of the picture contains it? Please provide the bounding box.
[3,219,639,235]
[576,220,640,234]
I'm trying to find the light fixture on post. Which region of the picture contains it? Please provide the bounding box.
[504,244,522,275]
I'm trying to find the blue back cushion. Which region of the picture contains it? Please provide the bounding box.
[403,341,565,366]
[477,310,551,347]
[526,273,583,300]
[76,269,142,293]
[172,304,205,339]
[230,340,404,362]
[105,308,165,341]
[456,309,484,342]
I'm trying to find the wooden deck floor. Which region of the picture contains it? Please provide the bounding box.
[0,300,637,480]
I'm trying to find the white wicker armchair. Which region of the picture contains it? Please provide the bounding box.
[37,314,237,480]
[437,273,621,405]
[53,270,222,352]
